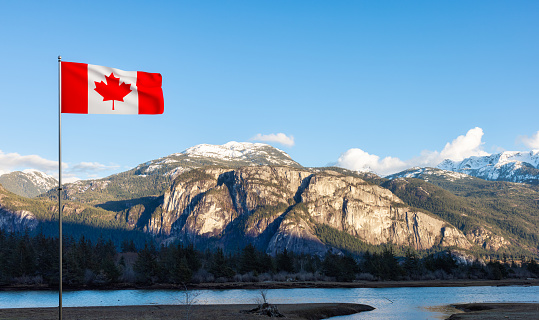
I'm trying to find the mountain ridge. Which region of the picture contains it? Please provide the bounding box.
[4,144,539,200]
[0,142,537,258]
[0,169,57,198]
[436,150,539,184]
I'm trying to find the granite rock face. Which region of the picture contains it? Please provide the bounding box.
[0,207,38,233]
[148,166,472,254]
[466,227,510,251]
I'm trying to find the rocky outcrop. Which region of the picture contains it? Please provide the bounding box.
[299,171,470,250]
[148,166,473,254]
[155,169,225,235]
[466,227,510,251]
[266,208,327,256]
[181,184,237,238]
[0,207,38,232]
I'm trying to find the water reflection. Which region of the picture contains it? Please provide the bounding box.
[0,285,537,320]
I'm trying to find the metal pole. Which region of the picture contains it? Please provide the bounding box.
[58,55,63,320]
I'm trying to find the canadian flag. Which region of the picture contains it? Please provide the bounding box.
[61,62,163,114]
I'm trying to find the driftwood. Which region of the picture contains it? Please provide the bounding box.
[241,303,285,317]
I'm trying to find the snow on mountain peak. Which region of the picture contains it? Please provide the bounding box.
[181,141,293,161]
[0,169,57,197]
[20,169,57,188]
[436,150,539,183]
[22,169,41,174]
[438,150,539,170]
[134,141,300,177]
[386,167,472,182]
[498,150,539,166]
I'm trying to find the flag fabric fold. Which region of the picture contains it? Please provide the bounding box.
[61,62,163,114]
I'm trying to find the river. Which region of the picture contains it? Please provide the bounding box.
[1,286,537,319]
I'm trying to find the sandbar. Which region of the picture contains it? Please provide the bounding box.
[0,303,375,320]
[447,303,539,319]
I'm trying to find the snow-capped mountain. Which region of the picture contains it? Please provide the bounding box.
[436,150,539,184]
[0,169,58,198]
[52,142,303,203]
[135,141,301,178]
[385,167,475,182]
[182,141,298,166]
[9,142,539,259]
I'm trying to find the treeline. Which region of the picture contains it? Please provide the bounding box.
[1,230,538,287]
[0,230,121,286]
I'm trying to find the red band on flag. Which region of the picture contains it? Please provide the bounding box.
[61,62,88,114]
[137,71,164,114]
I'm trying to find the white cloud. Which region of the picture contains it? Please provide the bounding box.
[517,131,539,150]
[0,149,119,181]
[438,127,489,161]
[0,150,58,174]
[62,176,81,184]
[60,162,119,183]
[337,127,490,176]
[67,162,120,174]
[251,133,295,147]
[337,148,407,175]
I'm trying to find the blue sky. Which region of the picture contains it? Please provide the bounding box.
[0,1,538,181]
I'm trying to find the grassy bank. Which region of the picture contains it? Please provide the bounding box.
[1,278,537,291]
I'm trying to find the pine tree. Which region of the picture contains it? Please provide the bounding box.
[276,249,294,273]
[210,248,235,279]
[526,259,539,276]
[403,248,422,280]
[170,257,192,284]
[239,244,260,274]
[322,252,340,278]
[133,242,158,284]
[339,255,358,282]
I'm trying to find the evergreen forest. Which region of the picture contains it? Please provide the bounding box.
[1,230,538,288]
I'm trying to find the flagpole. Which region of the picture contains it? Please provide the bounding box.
[58,55,63,320]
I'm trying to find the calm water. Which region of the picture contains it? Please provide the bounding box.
[0,286,537,319]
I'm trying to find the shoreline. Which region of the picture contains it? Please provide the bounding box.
[1,278,537,291]
[447,303,539,319]
[0,303,375,320]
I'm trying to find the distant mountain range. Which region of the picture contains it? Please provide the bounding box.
[0,169,57,198]
[386,150,539,184]
[1,142,538,258]
[436,150,539,184]
[2,144,538,199]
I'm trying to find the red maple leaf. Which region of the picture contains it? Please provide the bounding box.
[94,73,132,110]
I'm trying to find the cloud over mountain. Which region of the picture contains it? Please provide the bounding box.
[0,150,58,174]
[337,127,490,176]
[438,127,489,161]
[518,130,539,150]
[68,162,120,175]
[251,133,295,147]
[0,149,119,182]
[337,149,407,174]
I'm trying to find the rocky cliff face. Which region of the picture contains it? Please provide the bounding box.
[466,227,510,251]
[0,207,38,233]
[148,166,472,255]
[296,171,470,251]
[0,185,39,232]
